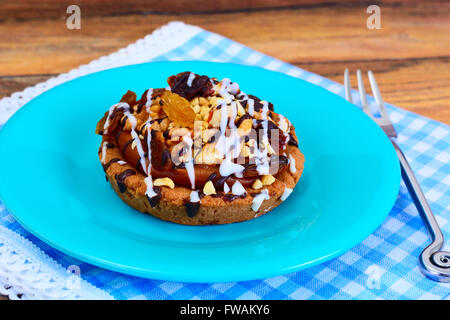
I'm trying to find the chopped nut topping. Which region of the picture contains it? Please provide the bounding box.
[236,101,245,117]
[261,174,275,186]
[209,109,222,128]
[192,104,201,114]
[238,118,252,136]
[199,97,209,106]
[203,180,216,195]
[252,179,263,190]
[190,97,199,107]
[240,145,251,157]
[97,71,296,194]
[202,128,219,143]
[196,143,223,164]
[170,128,191,141]
[154,177,175,189]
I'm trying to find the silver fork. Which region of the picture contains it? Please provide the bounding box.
[344,69,450,282]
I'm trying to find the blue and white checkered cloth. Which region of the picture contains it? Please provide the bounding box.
[1,23,449,299]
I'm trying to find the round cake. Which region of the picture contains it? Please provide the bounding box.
[96,71,305,225]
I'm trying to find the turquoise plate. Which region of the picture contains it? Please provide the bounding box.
[0,61,400,282]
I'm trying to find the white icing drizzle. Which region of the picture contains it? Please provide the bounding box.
[144,118,157,198]
[231,181,246,196]
[219,159,244,177]
[145,88,153,110]
[101,142,108,164]
[182,135,196,189]
[218,78,234,104]
[144,177,157,198]
[229,82,240,95]
[143,88,157,199]
[255,101,270,175]
[288,154,296,173]
[247,98,255,116]
[229,89,273,177]
[102,102,148,174]
[236,90,255,116]
[214,87,245,177]
[190,190,200,203]
[283,135,289,150]
[100,77,295,210]
[102,102,129,134]
[280,187,293,201]
[228,101,237,129]
[102,97,156,199]
[251,189,270,212]
[278,114,289,133]
[187,72,195,87]
[278,114,290,149]
[123,111,148,174]
[244,101,271,176]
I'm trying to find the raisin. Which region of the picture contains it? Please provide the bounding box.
[160,91,195,127]
[167,72,214,100]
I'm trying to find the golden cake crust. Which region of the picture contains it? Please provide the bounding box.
[99,137,304,225]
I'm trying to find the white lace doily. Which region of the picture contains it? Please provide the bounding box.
[0,226,112,300]
[0,21,202,299]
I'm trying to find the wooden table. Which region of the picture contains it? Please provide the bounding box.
[1,0,449,124]
[0,0,448,300]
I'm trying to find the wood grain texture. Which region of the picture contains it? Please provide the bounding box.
[0,0,395,20]
[1,1,449,123]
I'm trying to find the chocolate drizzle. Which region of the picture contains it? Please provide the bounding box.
[288,133,299,147]
[115,130,123,143]
[206,172,217,182]
[97,72,298,217]
[102,158,121,171]
[215,176,230,189]
[210,193,223,198]
[136,102,144,114]
[185,202,200,218]
[161,149,171,167]
[209,192,247,202]
[146,186,161,208]
[223,193,247,202]
[175,162,186,169]
[235,114,251,127]
[115,169,136,193]
[150,116,167,124]
[121,138,134,154]
[120,115,128,127]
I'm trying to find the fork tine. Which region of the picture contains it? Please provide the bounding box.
[344,68,353,103]
[356,69,372,116]
[368,70,390,120]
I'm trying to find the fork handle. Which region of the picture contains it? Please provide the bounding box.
[391,139,450,282]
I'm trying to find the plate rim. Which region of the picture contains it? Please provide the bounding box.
[0,61,401,282]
